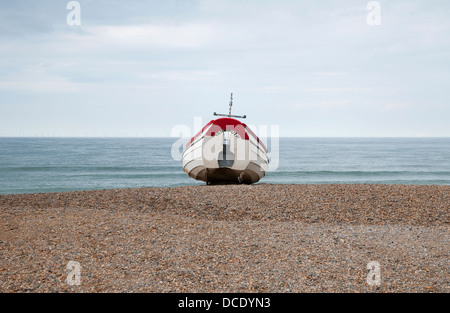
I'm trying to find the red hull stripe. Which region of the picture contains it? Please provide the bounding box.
[185,120,214,148]
[185,118,268,153]
[205,118,249,140]
[245,124,268,153]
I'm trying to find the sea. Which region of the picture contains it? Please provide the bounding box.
[0,137,449,195]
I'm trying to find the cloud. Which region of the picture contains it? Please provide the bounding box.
[292,100,350,109]
[1,0,449,136]
[0,62,81,93]
[382,102,410,112]
[84,23,215,49]
[300,87,372,94]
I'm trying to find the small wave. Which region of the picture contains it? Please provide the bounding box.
[267,170,450,177]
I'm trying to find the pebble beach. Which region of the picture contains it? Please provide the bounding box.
[0,184,448,293]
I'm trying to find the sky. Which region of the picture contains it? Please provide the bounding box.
[0,0,449,137]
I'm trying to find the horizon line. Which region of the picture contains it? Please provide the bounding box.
[1,135,449,139]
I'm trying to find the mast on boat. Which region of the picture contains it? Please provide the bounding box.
[214,93,246,119]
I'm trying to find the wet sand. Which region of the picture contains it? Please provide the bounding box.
[0,184,448,293]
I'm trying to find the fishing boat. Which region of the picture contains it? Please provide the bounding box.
[182,93,269,185]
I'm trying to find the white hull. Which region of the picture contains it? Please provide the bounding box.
[182,119,269,184]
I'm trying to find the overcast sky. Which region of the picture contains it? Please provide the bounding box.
[1,0,449,137]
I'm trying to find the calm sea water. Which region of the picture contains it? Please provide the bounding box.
[0,137,449,194]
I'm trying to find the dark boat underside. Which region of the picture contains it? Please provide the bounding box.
[188,163,264,185]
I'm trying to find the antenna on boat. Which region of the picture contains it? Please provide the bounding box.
[229,93,233,117]
[214,93,247,119]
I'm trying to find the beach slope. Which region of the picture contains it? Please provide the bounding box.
[0,184,448,292]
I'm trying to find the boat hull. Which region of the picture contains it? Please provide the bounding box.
[182,118,269,185]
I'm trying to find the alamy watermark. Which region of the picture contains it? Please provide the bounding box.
[67,1,81,26]
[367,1,381,26]
[170,117,280,171]
[66,261,82,286]
[366,261,381,286]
